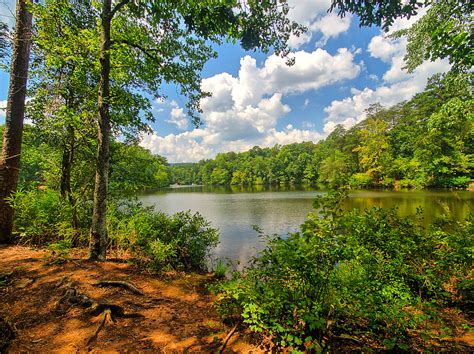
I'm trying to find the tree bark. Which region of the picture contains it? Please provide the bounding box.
[89,0,112,260]
[60,125,78,232]
[0,0,32,243]
[60,134,73,200]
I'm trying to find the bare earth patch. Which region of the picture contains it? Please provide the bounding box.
[0,245,259,353]
[1,245,472,352]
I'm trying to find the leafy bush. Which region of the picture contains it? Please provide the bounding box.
[437,175,471,189]
[348,172,374,188]
[10,190,219,273]
[8,189,77,244]
[213,259,230,279]
[108,200,219,271]
[213,190,473,350]
[48,239,73,263]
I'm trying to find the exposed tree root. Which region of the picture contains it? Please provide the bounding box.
[86,309,113,348]
[55,280,144,348]
[218,321,240,354]
[94,280,144,295]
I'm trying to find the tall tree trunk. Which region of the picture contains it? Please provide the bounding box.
[0,0,32,243]
[60,126,78,234]
[89,0,111,260]
[60,141,72,199]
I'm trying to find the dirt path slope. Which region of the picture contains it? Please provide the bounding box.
[0,245,257,353]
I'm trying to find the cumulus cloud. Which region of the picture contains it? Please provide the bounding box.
[323,58,450,133]
[142,48,360,162]
[0,100,6,119]
[286,0,351,48]
[141,130,213,163]
[166,100,188,130]
[323,8,450,134]
[310,13,351,46]
[368,35,405,63]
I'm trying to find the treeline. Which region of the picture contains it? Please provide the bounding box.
[0,124,170,195]
[171,72,473,189]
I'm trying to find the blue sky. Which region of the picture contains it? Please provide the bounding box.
[1,1,450,162]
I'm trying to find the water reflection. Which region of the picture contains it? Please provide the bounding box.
[346,190,473,224]
[139,186,473,267]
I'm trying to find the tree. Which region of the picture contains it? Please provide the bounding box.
[30,0,155,235]
[85,0,304,260]
[329,0,427,31]
[317,149,349,188]
[392,1,473,72]
[353,116,391,184]
[421,97,473,186]
[0,0,33,243]
[28,0,99,231]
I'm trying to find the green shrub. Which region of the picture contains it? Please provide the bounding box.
[213,191,473,350]
[48,239,73,263]
[10,190,219,273]
[8,189,77,244]
[108,200,219,271]
[437,175,471,188]
[348,173,374,188]
[213,259,229,279]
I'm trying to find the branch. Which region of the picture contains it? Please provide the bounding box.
[111,39,162,63]
[218,322,240,353]
[110,0,130,19]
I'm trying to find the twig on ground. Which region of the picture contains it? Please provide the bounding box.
[218,321,240,353]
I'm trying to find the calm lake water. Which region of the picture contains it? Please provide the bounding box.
[139,186,474,266]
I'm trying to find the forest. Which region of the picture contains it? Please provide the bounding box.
[171,71,473,189]
[0,0,473,352]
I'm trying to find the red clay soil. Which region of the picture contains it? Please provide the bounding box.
[1,245,473,353]
[0,245,259,353]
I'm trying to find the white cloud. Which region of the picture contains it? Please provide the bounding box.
[301,121,315,129]
[0,100,6,118]
[141,130,213,163]
[323,10,450,134]
[310,13,351,46]
[368,35,405,63]
[303,98,310,109]
[142,47,360,162]
[166,100,188,130]
[324,58,449,134]
[263,127,323,147]
[286,0,351,49]
[287,0,330,24]
[221,48,360,108]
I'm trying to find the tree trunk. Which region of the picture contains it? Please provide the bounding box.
[0,0,32,243]
[60,138,72,199]
[89,0,112,260]
[60,126,79,233]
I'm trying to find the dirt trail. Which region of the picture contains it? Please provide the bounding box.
[0,245,258,353]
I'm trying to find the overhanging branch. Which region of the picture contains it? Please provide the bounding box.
[110,0,130,19]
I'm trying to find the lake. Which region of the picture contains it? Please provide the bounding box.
[139,186,474,266]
